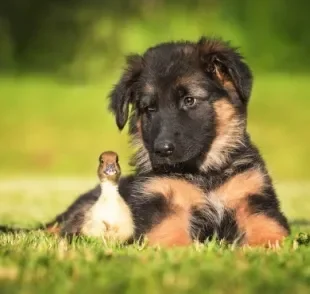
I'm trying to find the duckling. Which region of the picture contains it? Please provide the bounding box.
[60,151,134,242]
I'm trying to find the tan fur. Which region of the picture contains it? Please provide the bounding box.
[236,201,288,247]
[198,39,240,97]
[146,211,192,247]
[200,99,244,171]
[213,67,238,99]
[144,177,207,209]
[214,168,265,208]
[46,224,61,235]
[141,177,209,247]
[212,168,288,246]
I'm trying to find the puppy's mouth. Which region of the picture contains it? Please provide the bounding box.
[150,154,200,173]
[151,149,199,164]
[149,137,213,171]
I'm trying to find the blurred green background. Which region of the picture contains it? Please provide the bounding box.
[0,0,309,181]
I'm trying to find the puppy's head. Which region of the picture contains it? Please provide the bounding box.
[109,37,253,172]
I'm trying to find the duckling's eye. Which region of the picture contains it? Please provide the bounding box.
[99,157,104,164]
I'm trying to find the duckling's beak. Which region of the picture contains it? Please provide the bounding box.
[104,163,117,175]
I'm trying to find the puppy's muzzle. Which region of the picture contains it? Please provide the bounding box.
[154,140,175,157]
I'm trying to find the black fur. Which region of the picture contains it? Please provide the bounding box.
[247,189,290,233]
[44,184,101,229]
[109,55,144,130]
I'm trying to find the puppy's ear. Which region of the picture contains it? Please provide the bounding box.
[197,37,253,104]
[109,54,144,130]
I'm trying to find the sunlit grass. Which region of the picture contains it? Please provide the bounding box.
[0,180,309,294]
[1,232,310,294]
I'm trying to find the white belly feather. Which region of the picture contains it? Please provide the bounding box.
[83,181,134,242]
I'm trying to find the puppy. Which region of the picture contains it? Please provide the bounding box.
[107,37,290,247]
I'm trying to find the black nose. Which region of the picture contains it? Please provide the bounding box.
[154,141,175,157]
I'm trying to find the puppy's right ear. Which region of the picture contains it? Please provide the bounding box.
[109,54,144,130]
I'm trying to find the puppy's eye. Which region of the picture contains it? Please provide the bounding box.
[140,97,157,113]
[183,97,196,108]
[146,105,156,112]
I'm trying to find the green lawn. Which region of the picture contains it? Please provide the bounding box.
[0,179,310,294]
[0,75,310,293]
[1,231,310,294]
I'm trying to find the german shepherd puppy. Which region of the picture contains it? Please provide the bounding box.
[106,36,290,247]
[1,36,290,247]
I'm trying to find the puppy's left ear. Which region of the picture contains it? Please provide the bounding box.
[197,37,253,104]
[109,54,144,130]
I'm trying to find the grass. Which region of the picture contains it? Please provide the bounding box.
[1,232,310,294]
[0,179,310,294]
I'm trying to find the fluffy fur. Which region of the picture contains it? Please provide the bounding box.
[108,36,290,247]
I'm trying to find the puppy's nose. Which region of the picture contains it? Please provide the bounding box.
[154,141,175,157]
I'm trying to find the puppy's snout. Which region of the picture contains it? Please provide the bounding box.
[154,140,175,157]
